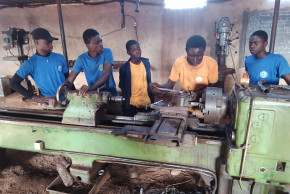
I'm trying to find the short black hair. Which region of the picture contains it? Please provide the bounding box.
[250,30,268,42]
[126,40,139,51]
[83,29,99,44]
[186,35,206,51]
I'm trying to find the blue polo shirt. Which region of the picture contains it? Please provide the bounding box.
[16,52,68,97]
[245,53,290,84]
[72,48,118,96]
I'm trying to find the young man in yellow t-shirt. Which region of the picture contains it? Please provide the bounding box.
[150,35,218,96]
[119,40,154,116]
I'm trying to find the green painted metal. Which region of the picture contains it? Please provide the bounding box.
[231,180,290,194]
[62,92,110,126]
[0,119,221,176]
[228,88,290,184]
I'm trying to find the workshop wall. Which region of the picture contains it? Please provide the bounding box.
[0,0,289,93]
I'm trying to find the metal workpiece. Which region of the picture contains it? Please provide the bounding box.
[257,79,270,94]
[109,95,125,102]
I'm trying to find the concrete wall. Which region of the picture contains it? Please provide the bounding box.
[0,0,290,93]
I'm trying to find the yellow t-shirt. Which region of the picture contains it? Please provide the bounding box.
[129,61,151,108]
[169,56,218,92]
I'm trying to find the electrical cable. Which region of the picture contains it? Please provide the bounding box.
[21,8,124,40]
[125,14,139,42]
[229,45,239,81]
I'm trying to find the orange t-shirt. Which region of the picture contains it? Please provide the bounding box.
[129,61,151,108]
[169,56,218,92]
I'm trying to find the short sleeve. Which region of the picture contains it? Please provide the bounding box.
[277,56,290,77]
[169,59,180,82]
[104,49,114,66]
[72,56,84,73]
[207,58,218,84]
[16,60,32,79]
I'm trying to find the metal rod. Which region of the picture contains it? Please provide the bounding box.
[56,0,69,66]
[157,88,182,94]
[257,79,270,94]
[0,108,63,118]
[269,0,280,53]
[239,87,255,182]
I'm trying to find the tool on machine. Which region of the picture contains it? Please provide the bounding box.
[2,27,29,64]
[114,87,228,148]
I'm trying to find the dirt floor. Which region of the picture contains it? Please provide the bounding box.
[0,149,206,194]
[0,149,58,193]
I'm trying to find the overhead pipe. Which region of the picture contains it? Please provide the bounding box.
[269,0,280,54]
[56,0,69,67]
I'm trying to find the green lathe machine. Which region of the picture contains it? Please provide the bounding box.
[0,81,290,194]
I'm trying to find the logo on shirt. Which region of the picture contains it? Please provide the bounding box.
[260,71,268,79]
[195,77,203,82]
[99,64,103,71]
[58,66,62,72]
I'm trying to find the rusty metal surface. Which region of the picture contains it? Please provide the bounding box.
[269,0,280,53]
[257,80,270,94]
[243,85,290,99]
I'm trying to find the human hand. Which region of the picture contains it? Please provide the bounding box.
[149,82,160,93]
[32,95,49,104]
[79,85,90,96]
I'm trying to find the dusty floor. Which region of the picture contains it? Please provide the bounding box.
[0,149,58,193]
[0,149,205,194]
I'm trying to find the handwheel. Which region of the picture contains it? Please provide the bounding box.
[56,83,71,107]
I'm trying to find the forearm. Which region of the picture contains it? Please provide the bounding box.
[89,73,110,91]
[10,74,33,99]
[282,73,290,85]
[159,80,175,89]
[64,71,78,89]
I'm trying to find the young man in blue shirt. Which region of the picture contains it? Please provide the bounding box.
[65,29,118,96]
[10,28,68,104]
[245,30,290,85]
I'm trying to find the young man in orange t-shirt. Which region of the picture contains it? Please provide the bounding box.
[150,35,218,96]
[119,40,154,116]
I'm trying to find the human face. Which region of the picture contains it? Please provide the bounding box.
[249,35,267,56]
[35,39,53,55]
[127,44,141,60]
[86,35,104,55]
[186,47,205,66]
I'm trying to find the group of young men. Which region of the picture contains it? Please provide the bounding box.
[10,27,290,116]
